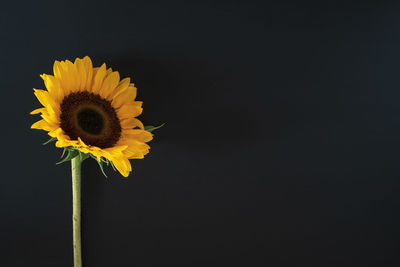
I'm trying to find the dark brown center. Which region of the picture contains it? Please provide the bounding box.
[60,92,121,148]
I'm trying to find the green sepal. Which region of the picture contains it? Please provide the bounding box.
[56,149,79,165]
[43,137,57,145]
[95,158,108,178]
[60,147,67,159]
[89,154,108,178]
[144,123,165,133]
[101,157,109,165]
[110,161,117,172]
[78,150,90,162]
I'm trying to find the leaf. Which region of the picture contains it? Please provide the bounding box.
[56,149,79,165]
[43,137,57,145]
[144,123,165,133]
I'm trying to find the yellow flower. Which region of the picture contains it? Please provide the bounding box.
[31,56,153,177]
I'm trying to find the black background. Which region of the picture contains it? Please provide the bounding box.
[1,0,400,266]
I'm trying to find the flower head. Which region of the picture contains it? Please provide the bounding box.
[31,56,153,177]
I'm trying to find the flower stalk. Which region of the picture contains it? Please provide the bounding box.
[71,156,82,267]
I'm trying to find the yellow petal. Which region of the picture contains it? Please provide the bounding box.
[122,129,153,142]
[103,145,128,158]
[118,138,150,159]
[67,60,80,92]
[74,58,86,91]
[58,61,74,93]
[111,157,132,177]
[40,112,58,125]
[112,84,137,108]
[30,108,45,115]
[116,102,143,119]
[99,71,120,100]
[91,63,107,94]
[83,56,94,90]
[53,60,61,78]
[40,74,63,102]
[120,117,144,129]
[113,77,130,96]
[49,128,65,138]
[53,61,68,95]
[31,119,54,131]
[55,138,79,148]
[33,89,60,116]
[77,137,90,148]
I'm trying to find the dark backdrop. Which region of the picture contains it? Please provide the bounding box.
[1,1,400,266]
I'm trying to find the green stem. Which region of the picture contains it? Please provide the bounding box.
[71,156,82,267]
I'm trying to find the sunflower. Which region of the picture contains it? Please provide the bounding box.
[31,56,153,177]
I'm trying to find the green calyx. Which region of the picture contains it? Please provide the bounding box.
[42,137,113,177]
[55,146,113,178]
[56,147,91,165]
[41,123,164,177]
